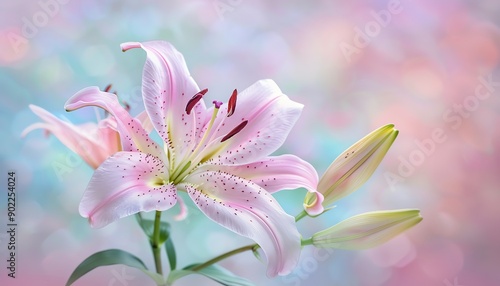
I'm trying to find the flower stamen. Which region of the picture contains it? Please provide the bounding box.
[173,101,223,181]
[123,101,131,112]
[221,120,248,142]
[189,101,223,155]
[227,89,238,117]
[170,160,191,183]
[185,88,208,115]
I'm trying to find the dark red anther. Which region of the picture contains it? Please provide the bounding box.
[104,84,112,92]
[221,120,248,142]
[123,101,131,112]
[186,88,208,115]
[227,89,238,117]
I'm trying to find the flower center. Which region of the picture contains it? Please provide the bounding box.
[170,89,248,184]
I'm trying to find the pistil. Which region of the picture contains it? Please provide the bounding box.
[173,100,224,182]
[174,90,249,183]
[192,100,223,154]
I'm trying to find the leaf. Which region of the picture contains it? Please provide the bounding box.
[165,235,177,270]
[66,249,164,286]
[167,264,254,286]
[136,213,176,269]
[136,214,171,244]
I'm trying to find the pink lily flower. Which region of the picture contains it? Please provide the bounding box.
[22,98,152,170]
[22,104,120,169]
[64,41,318,277]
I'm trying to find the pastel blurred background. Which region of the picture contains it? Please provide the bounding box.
[1,0,499,285]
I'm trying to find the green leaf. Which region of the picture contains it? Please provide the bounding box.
[136,214,171,244]
[167,264,254,286]
[66,249,164,286]
[165,235,177,270]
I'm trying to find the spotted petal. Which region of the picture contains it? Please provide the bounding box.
[136,110,154,134]
[22,105,119,169]
[121,41,208,160]
[198,80,303,165]
[65,87,162,157]
[181,170,301,277]
[201,154,318,193]
[80,151,176,228]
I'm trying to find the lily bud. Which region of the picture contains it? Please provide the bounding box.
[311,209,422,249]
[304,124,398,215]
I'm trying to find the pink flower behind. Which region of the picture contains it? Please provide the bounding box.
[22,104,121,169]
[22,104,153,170]
[65,41,319,277]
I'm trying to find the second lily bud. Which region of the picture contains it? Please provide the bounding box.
[308,209,422,249]
[304,124,398,216]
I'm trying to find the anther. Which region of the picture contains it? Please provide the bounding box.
[227,89,238,117]
[221,120,248,142]
[186,88,208,115]
[123,101,131,112]
[188,99,224,156]
[104,84,112,92]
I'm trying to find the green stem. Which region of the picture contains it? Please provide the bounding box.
[191,244,256,271]
[192,236,316,273]
[295,210,308,222]
[301,237,314,246]
[152,211,163,276]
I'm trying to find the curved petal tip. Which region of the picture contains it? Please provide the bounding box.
[120,42,141,52]
[303,191,325,216]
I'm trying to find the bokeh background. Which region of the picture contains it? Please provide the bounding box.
[1,0,500,285]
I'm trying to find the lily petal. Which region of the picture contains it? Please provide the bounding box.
[201,154,318,193]
[79,151,176,228]
[200,80,303,165]
[96,117,121,155]
[121,41,207,160]
[173,195,188,221]
[182,170,301,277]
[312,209,422,249]
[65,87,162,157]
[22,105,114,169]
[136,110,154,134]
